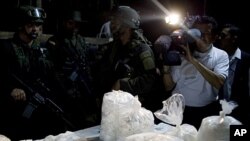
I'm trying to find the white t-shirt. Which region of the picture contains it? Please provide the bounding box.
[171,45,229,107]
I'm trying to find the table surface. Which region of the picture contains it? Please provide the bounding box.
[21,122,174,141]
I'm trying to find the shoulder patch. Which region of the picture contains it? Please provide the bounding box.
[140,50,155,70]
[143,57,155,70]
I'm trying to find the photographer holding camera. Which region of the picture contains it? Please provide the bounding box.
[161,16,229,128]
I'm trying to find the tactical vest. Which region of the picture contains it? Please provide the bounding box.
[4,34,53,80]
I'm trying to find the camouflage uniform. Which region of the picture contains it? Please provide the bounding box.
[0,6,66,140]
[2,34,53,83]
[93,6,161,111]
[0,33,54,102]
[96,29,158,108]
[46,32,98,130]
[0,33,63,140]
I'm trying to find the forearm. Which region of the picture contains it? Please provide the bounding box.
[162,66,175,91]
[191,58,225,89]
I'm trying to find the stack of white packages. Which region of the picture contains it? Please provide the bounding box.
[154,93,198,141]
[99,90,155,141]
[196,100,242,141]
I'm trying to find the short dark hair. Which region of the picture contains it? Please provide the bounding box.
[193,15,218,35]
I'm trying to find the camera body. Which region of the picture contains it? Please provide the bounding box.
[169,15,201,53]
[171,29,187,45]
[154,15,201,66]
[163,28,201,66]
[170,28,201,51]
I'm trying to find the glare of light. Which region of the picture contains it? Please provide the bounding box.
[165,12,181,25]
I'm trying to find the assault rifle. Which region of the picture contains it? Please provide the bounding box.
[62,44,92,96]
[11,73,76,130]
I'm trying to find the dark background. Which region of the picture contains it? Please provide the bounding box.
[0,0,248,52]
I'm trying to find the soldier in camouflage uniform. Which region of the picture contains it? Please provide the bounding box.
[46,10,98,130]
[0,6,67,140]
[94,6,158,111]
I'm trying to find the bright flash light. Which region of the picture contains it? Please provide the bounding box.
[165,12,181,25]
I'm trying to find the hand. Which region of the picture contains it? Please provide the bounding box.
[179,44,195,63]
[11,88,26,101]
[112,80,120,90]
[162,65,171,74]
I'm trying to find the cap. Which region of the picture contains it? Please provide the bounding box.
[65,10,87,23]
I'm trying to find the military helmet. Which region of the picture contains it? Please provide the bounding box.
[18,5,46,25]
[113,6,140,29]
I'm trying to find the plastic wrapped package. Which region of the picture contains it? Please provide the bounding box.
[154,93,197,141]
[33,131,88,141]
[166,124,197,141]
[99,90,155,141]
[0,135,11,141]
[196,100,242,141]
[124,132,183,141]
[154,122,175,134]
[28,126,100,141]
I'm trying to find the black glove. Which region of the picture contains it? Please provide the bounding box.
[114,61,132,79]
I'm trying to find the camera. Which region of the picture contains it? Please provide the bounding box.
[154,15,202,66]
[154,34,182,66]
[170,28,201,51]
[164,28,201,66]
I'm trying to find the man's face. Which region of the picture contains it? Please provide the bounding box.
[110,17,122,37]
[219,28,232,50]
[24,22,42,39]
[195,23,214,52]
[64,19,81,36]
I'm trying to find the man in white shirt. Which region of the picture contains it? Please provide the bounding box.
[163,16,229,128]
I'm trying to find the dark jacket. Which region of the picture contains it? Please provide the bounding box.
[230,51,250,126]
